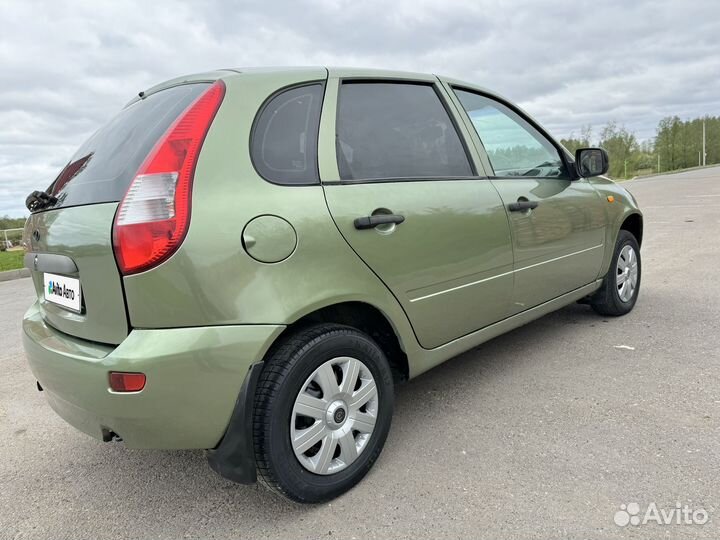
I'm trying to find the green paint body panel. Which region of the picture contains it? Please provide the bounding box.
[23,301,284,448]
[242,215,297,263]
[21,67,643,450]
[489,178,607,313]
[23,203,128,344]
[323,181,513,349]
[586,176,644,276]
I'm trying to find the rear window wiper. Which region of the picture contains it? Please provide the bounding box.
[25,190,58,212]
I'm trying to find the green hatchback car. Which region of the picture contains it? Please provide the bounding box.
[22,67,642,503]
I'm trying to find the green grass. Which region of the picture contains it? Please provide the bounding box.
[0,250,24,272]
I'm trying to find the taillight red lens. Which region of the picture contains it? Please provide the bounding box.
[113,81,225,275]
[109,372,146,392]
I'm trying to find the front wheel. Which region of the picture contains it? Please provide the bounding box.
[253,323,394,503]
[591,230,641,316]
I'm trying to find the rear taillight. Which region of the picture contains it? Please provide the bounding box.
[112,81,225,275]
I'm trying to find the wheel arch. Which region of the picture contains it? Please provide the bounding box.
[597,209,644,282]
[206,299,410,486]
[278,300,410,385]
[620,212,643,246]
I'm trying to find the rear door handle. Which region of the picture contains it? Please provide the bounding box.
[354,214,405,230]
[508,200,538,212]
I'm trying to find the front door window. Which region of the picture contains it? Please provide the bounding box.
[454,89,567,179]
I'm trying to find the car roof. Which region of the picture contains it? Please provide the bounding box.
[227,66,503,98]
[132,66,569,159]
[136,66,507,116]
[226,66,493,89]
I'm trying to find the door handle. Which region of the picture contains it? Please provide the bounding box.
[354,214,405,230]
[508,200,539,212]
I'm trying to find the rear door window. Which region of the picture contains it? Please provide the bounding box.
[250,83,324,185]
[336,82,473,181]
[46,83,210,210]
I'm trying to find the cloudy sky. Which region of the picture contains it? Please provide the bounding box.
[1,0,718,216]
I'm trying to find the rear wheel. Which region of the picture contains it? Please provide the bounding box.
[591,230,641,316]
[253,323,394,503]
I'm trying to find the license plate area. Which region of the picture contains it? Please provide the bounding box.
[43,272,82,313]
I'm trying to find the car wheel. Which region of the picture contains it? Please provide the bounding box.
[253,323,394,503]
[591,230,641,316]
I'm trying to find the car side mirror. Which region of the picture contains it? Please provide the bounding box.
[575,147,609,177]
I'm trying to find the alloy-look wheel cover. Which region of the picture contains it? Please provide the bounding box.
[616,245,639,302]
[290,356,378,475]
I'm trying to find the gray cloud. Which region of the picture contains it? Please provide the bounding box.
[1,0,718,215]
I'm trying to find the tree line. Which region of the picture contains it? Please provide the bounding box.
[560,115,719,179]
[0,216,26,230]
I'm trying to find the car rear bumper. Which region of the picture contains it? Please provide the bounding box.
[22,301,284,449]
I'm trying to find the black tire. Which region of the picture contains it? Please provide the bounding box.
[591,230,641,316]
[253,323,394,503]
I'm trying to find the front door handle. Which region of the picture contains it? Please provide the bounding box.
[508,200,539,212]
[354,214,405,230]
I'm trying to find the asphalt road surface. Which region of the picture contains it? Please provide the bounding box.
[2,167,719,539]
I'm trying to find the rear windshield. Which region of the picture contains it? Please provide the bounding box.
[43,83,209,211]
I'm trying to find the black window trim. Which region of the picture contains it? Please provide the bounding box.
[322,175,485,186]
[450,84,579,181]
[249,80,327,186]
[331,78,487,185]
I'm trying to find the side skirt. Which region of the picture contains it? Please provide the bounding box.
[409,279,604,378]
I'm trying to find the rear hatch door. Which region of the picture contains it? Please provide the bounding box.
[24,82,211,344]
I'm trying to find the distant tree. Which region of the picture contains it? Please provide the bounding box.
[655,115,719,172]
[560,114,718,178]
[487,145,551,172]
[707,116,720,164]
[599,121,638,178]
[0,215,27,230]
[580,125,593,146]
[632,141,656,172]
[560,124,593,155]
